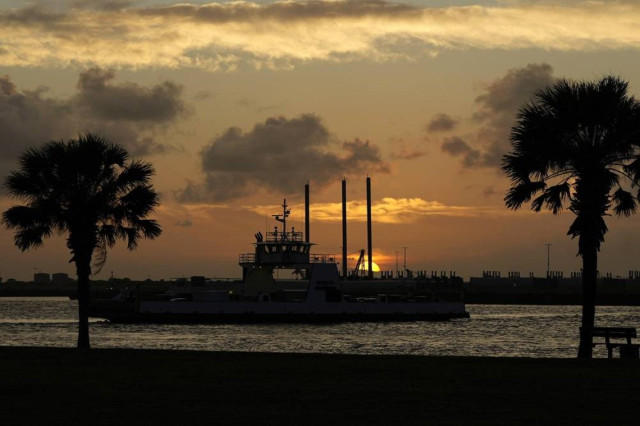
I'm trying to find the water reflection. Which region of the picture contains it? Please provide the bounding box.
[1,298,639,358]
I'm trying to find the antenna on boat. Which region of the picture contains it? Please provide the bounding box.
[273,199,290,240]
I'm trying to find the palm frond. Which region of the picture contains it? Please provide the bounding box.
[531,181,571,214]
[77,133,129,168]
[14,226,53,251]
[98,224,118,248]
[568,215,608,254]
[504,180,546,210]
[92,240,108,274]
[137,219,162,240]
[612,188,637,217]
[2,205,49,229]
[603,169,620,190]
[119,185,160,218]
[623,158,640,184]
[122,227,140,250]
[116,161,155,190]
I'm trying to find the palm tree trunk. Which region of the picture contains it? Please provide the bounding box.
[578,243,598,358]
[75,254,92,349]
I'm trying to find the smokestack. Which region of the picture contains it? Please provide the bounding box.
[342,178,347,279]
[305,182,310,243]
[366,176,373,279]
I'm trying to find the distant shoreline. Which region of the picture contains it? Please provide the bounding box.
[1,346,638,425]
[2,285,640,305]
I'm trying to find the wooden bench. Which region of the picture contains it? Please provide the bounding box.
[586,327,639,358]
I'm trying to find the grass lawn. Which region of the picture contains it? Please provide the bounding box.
[1,347,639,425]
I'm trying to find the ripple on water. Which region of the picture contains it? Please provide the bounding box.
[1,299,639,358]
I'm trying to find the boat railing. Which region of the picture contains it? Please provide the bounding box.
[266,231,303,242]
[239,253,336,264]
[309,254,337,264]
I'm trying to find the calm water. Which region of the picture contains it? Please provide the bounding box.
[1,297,639,357]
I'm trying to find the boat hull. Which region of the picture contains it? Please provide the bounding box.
[93,300,469,324]
[100,311,469,324]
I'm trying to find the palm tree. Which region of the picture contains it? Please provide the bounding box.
[2,133,162,348]
[502,76,640,358]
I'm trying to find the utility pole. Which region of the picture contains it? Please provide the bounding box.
[545,243,552,276]
[395,251,399,277]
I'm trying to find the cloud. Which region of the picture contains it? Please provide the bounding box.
[76,67,187,122]
[389,137,427,160]
[175,219,193,227]
[442,63,555,168]
[176,114,389,203]
[441,136,481,167]
[236,97,251,108]
[194,90,214,101]
[137,1,418,22]
[473,63,555,123]
[0,5,62,29]
[248,197,506,224]
[427,113,458,132]
[70,0,134,11]
[0,69,187,172]
[0,75,17,95]
[0,76,77,163]
[234,97,284,113]
[483,186,499,197]
[441,137,472,156]
[0,2,639,70]
[391,146,427,160]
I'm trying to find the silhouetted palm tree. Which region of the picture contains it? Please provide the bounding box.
[502,76,640,358]
[2,134,161,348]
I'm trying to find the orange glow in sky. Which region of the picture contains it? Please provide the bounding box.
[1,1,640,281]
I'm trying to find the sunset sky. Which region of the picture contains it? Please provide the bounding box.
[2,0,640,281]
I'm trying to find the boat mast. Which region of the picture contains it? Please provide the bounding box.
[272,199,290,241]
[305,183,310,243]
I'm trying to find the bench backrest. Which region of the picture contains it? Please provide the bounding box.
[590,327,637,339]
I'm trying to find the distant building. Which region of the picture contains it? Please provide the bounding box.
[33,273,51,284]
[52,273,72,285]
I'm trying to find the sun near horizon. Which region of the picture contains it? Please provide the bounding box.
[1,1,640,281]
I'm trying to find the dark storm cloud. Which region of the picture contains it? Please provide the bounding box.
[442,63,555,168]
[0,69,187,175]
[76,68,187,122]
[426,113,458,132]
[176,114,389,203]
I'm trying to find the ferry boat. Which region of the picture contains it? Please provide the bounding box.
[91,200,469,323]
